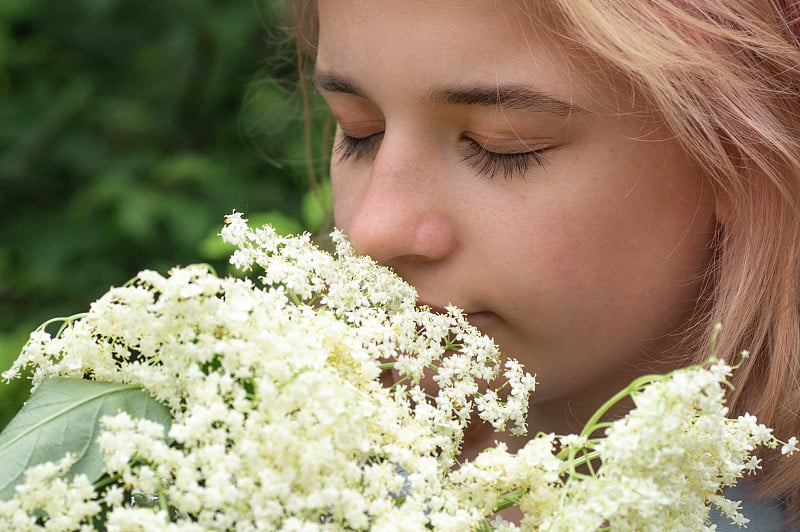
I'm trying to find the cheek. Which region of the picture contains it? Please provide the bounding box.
[491,153,715,343]
[486,208,623,323]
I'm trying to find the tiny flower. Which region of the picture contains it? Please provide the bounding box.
[782,436,798,456]
[744,456,762,472]
[0,218,786,531]
[559,434,588,449]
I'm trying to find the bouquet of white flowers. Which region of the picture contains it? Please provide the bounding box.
[0,213,793,531]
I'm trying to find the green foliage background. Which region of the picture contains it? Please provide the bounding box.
[0,0,330,428]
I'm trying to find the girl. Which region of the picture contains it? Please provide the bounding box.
[291,0,800,527]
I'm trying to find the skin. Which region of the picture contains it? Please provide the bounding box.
[315,0,718,449]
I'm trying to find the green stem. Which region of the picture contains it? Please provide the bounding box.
[285,288,304,306]
[35,313,87,337]
[92,473,121,491]
[556,438,601,461]
[389,375,410,390]
[566,448,599,475]
[493,487,525,512]
[158,482,170,518]
[579,374,663,439]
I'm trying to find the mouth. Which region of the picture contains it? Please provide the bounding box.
[464,311,494,328]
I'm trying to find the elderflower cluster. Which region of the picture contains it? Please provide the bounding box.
[443,360,784,532]
[0,213,787,531]
[0,455,99,531]
[1,212,533,530]
[529,360,776,531]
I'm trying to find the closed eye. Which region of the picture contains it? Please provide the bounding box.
[334,130,548,181]
[460,138,546,181]
[334,131,384,161]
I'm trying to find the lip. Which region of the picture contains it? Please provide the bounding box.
[465,311,495,328]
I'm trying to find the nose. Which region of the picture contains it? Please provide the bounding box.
[341,136,459,267]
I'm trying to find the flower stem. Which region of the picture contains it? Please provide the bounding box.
[158,482,170,519]
[579,374,663,439]
[92,473,121,491]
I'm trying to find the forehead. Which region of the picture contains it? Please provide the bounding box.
[316,0,601,107]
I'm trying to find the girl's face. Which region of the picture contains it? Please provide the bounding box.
[315,1,717,405]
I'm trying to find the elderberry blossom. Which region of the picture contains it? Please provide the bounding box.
[1,213,533,530]
[0,213,788,531]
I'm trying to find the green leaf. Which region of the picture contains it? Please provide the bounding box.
[0,377,171,500]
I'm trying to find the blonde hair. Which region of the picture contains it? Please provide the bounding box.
[292,0,800,519]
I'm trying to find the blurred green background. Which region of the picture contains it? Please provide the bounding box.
[0,0,332,428]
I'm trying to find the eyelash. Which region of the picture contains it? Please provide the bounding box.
[460,139,545,181]
[334,132,545,180]
[334,132,384,161]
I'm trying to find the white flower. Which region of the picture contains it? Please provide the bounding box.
[782,436,798,455]
[1,216,783,531]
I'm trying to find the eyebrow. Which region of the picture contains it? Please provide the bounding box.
[313,70,587,116]
[431,85,586,116]
[314,71,363,97]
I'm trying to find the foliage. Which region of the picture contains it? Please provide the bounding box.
[0,0,330,428]
[0,378,171,500]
